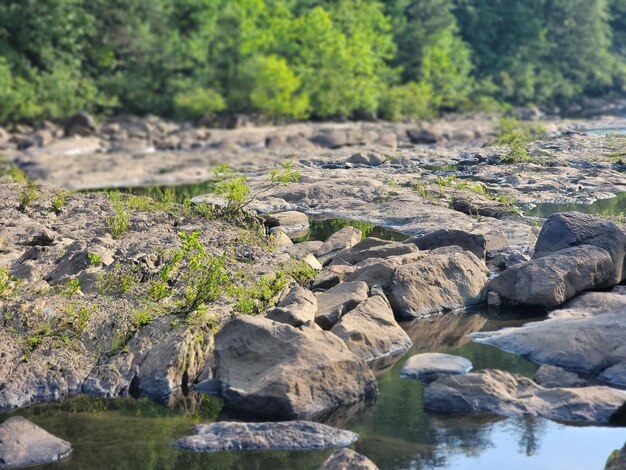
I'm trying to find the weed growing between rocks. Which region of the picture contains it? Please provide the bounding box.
[0,164,28,184]
[491,117,546,164]
[49,190,70,214]
[18,180,39,212]
[105,193,131,239]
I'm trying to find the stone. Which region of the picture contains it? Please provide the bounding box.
[318,448,379,470]
[331,295,412,364]
[265,211,309,237]
[303,253,323,271]
[171,421,358,453]
[492,250,530,270]
[312,265,355,291]
[534,365,587,388]
[315,281,369,329]
[400,353,472,382]
[316,227,363,265]
[347,152,386,167]
[266,285,317,327]
[0,416,72,468]
[406,128,438,144]
[488,245,614,308]
[424,369,626,424]
[25,229,56,247]
[407,229,496,261]
[472,291,626,386]
[214,316,378,420]
[344,258,397,291]
[388,251,489,320]
[285,241,324,259]
[270,230,293,250]
[64,112,97,137]
[533,212,626,283]
[332,242,420,266]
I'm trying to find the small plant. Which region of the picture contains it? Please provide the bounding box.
[500,140,540,164]
[0,268,18,298]
[98,262,137,297]
[131,307,154,328]
[18,180,39,212]
[1,165,28,184]
[232,272,288,315]
[50,191,70,214]
[147,280,169,301]
[110,330,132,354]
[284,259,316,286]
[105,193,130,239]
[491,117,546,146]
[61,278,81,298]
[88,252,102,266]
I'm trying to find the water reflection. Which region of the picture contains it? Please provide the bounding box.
[523,191,626,219]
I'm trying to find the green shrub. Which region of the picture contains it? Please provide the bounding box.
[18,180,39,212]
[50,190,70,214]
[173,87,225,120]
[105,193,130,239]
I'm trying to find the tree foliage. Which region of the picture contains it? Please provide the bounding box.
[0,0,624,123]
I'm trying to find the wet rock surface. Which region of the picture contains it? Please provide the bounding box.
[0,416,72,468]
[171,421,358,453]
[424,369,626,424]
[318,448,380,470]
[400,353,472,382]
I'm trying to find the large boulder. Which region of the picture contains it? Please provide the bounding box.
[64,112,97,137]
[318,448,379,470]
[315,281,369,329]
[0,416,72,468]
[265,211,309,238]
[171,421,358,453]
[332,241,419,266]
[534,212,626,283]
[488,245,614,309]
[424,369,626,424]
[214,316,378,420]
[388,251,489,320]
[331,295,412,365]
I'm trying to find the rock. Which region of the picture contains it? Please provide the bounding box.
[407,229,507,261]
[492,250,530,270]
[285,241,324,259]
[64,112,97,137]
[534,365,587,388]
[25,229,56,247]
[487,291,502,307]
[424,369,626,423]
[507,106,543,121]
[344,258,397,291]
[400,353,472,382]
[488,245,614,309]
[303,253,323,271]
[0,416,72,468]
[312,265,355,291]
[388,251,489,320]
[214,316,378,420]
[266,285,317,327]
[315,281,369,329]
[318,448,379,470]
[316,227,362,265]
[406,128,438,144]
[331,295,412,364]
[606,443,626,470]
[171,421,358,453]
[332,241,419,266]
[533,212,626,283]
[265,211,309,237]
[270,230,293,250]
[347,152,386,167]
[310,130,351,149]
[472,290,626,386]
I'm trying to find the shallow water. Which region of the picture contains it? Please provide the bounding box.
[293,217,409,243]
[2,311,624,469]
[581,127,626,135]
[523,191,626,218]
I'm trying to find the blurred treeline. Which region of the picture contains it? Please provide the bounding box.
[0,0,625,123]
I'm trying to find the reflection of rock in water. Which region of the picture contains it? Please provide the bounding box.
[167,391,222,420]
[403,313,488,353]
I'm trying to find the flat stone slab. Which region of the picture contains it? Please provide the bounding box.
[171,421,358,453]
[318,448,379,469]
[400,353,472,381]
[424,369,626,424]
[0,416,72,469]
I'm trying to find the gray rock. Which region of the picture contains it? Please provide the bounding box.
[318,448,379,470]
[265,211,309,237]
[332,241,420,266]
[407,229,502,261]
[172,421,358,453]
[534,365,587,388]
[315,281,369,329]
[270,230,294,250]
[331,295,412,364]
[424,369,626,423]
[312,265,355,291]
[64,112,97,137]
[488,245,614,308]
[214,316,378,420]
[316,227,362,265]
[492,250,530,270]
[266,285,317,327]
[406,128,438,144]
[285,241,324,259]
[344,258,397,291]
[0,416,72,468]
[347,152,386,167]
[534,212,626,283]
[400,353,472,382]
[388,251,489,320]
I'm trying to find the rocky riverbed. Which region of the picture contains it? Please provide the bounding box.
[2,112,626,469]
